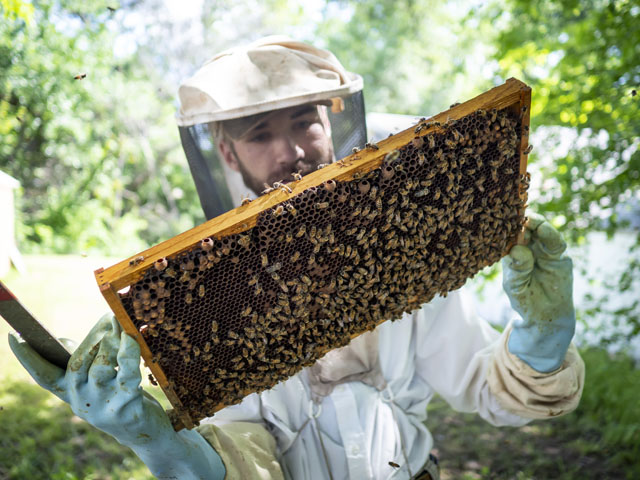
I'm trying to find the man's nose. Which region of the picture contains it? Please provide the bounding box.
[273,135,304,166]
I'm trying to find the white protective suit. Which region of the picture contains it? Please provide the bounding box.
[195,289,584,480]
[178,36,585,480]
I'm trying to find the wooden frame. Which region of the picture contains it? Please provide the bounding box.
[95,78,531,429]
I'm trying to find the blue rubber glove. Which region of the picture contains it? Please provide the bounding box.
[502,212,576,373]
[9,314,225,480]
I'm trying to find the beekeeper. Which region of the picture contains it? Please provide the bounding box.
[10,37,584,480]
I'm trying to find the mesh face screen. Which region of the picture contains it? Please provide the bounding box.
[111,104,529,428]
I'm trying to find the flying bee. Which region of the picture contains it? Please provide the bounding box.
[74,73,87,80]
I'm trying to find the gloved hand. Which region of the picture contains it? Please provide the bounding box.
[9,314,225,480]
[502,212,576,373]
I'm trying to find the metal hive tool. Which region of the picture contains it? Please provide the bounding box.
[96,78,532,430]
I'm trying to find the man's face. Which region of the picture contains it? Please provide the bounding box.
[218,105,335,196]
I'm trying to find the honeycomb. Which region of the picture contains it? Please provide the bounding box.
[113,106,529,429]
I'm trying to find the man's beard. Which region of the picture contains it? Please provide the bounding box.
[236,146,335,197]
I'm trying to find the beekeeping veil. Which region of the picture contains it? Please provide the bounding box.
[177,36,366,219]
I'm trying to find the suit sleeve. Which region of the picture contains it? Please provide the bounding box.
[196,394,285,479]
[413,289,583,426]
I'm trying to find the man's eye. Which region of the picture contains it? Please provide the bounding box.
[294,119,315,130]
[249,132,271,142]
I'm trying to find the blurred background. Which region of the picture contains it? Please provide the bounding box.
[0,0,638,478]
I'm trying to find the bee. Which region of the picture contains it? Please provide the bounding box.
[241,195,252,206]
[376,197,383,210]
[290,251,301,263]
[315,202,329,209]
[523,144,533,155]
[185,293,193,305]
[254,283,263,296]
[291,171,303,181]
[317,163,330,169]
[444,138,457,149]
[286,203,297,216]
[272,205,285,217]
[417,152,426,165]
[364,142,379,150]
[352,146,361,154]
[385,150,400,163]
[266,262,281,274]
[74,73,87,80]
[261,253,269,268]
[129,255,144,266]
[198,284,206,297]
[352,206,362,217]
[262,183,275,194]
[337,158,353,168]
[272,181,292,193]
[411,136,424,148]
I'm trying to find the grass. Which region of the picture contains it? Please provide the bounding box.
[2,256,639,479]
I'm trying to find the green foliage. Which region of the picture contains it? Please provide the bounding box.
[314,0,496,115]
[0,0,33,23]
[486,0,640,344]
[427,347,640,478]
[0,0,202,256]
[574,348,640,465]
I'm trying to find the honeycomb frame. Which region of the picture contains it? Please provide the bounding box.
[95,78,532,430]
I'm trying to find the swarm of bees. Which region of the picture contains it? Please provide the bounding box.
[120,108,528,428]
